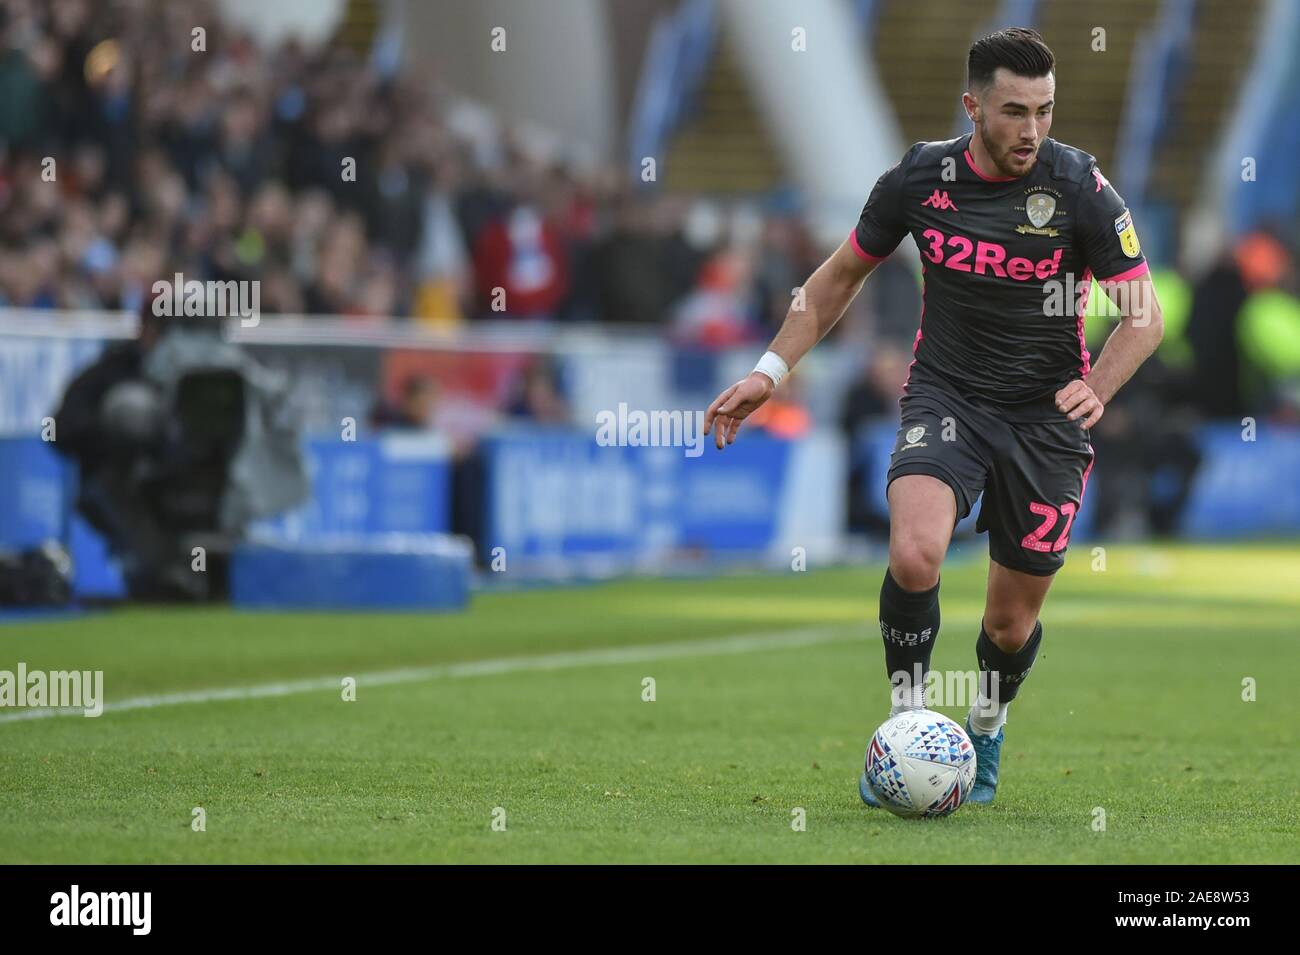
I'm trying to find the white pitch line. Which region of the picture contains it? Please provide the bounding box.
[0,626,857,725]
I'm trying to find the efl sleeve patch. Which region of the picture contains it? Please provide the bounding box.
[1113,209,1141,258]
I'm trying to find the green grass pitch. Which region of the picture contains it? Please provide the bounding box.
[1,543,1297,863]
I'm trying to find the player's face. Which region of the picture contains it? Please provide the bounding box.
[968,68,1055,177]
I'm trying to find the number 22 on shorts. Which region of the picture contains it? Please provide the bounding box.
[1021,501,1077,553]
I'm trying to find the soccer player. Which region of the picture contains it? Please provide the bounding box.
[703,28,1163,806]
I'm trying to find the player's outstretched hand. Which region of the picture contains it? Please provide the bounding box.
[704,373,774,450]
[1055,379,1104,429]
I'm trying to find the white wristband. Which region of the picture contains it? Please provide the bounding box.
[753,351,789,388]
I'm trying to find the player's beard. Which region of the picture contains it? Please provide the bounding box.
[975,120,1036,178]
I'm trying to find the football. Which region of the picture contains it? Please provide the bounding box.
[861,709,977,818]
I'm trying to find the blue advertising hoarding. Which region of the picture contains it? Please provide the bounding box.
[0,434,451,598]
[249,433,452,541]
[481,426,802,568]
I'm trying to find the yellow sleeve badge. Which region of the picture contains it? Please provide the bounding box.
[1114,209,1141,258]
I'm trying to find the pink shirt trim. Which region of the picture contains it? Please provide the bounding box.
[849,230,887,263]
[963,149,1017,182]
[1096,261,1150,284]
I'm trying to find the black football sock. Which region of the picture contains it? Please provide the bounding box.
[969,620,1043,736]
[878,568,941,713]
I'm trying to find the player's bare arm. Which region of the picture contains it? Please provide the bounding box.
[1056,271,1165,429]
[704,238,877,449]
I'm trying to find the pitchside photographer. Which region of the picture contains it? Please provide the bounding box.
[51,293,307,600]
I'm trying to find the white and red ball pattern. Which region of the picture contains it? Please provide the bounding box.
[863,709,977,818]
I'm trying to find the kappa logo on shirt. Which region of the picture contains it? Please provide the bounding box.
[921,190,959,212]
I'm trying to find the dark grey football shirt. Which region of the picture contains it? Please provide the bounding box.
[852,133,1149,419]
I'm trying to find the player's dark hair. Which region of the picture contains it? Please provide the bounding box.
[967,28,1055,91]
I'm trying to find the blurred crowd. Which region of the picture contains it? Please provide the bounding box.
[0,0,819,343]
[4,0,1300,547]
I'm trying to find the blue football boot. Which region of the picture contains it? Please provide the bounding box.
[965,715,1004,804]
[858,769,882,808]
